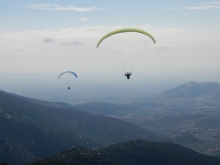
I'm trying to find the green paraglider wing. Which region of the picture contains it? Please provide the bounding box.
[97,28,156,48]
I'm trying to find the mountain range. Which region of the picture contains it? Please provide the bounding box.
[0,90,167,165]
[1,81,220,164]
[71,81,220,156]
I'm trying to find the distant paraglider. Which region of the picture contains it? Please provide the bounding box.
[58,71,77,89]
[58,71,77,79]
[97,28,156,80]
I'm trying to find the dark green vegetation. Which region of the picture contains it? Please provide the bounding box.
[0,90,166,165]
[75,81,220,156]
[28,146,117,165]
[28,140,220,165]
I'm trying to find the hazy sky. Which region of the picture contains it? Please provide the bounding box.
[0,0,220,76]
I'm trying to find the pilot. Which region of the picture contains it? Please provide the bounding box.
[124,72,132,79]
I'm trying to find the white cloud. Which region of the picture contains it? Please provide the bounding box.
[78,17,90,22]
[60,41,85,46]
[200,2,220,5]
[12,46,27,53]
[0,26,184,46]
[163,7,183,10]
[11,46,37,53]
[164,2,220,10]
[1,26,220,73]
[152,28,185,34]
[153,44,174,52]
[27,4,105,12]
[42,37,55,43]
[186,5,220,10]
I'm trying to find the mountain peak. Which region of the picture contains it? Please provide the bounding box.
[185,81,196,86]
[156,81,220,100]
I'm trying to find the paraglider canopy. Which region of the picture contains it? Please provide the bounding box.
[97,28,156,49]
[58,71,77,79]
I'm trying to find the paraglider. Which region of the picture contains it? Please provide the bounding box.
[58,71,77,89]
[97,28,156,80]
[124,72,132,79]
[58,71,77,79]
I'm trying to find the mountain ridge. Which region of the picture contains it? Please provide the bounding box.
[28,139,220,165]
[0,90,167,165]
[155,81,220,100]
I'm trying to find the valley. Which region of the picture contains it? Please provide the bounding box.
[1,81,220,164]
